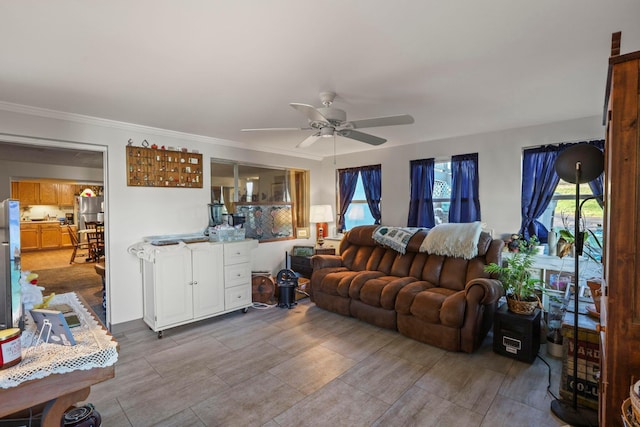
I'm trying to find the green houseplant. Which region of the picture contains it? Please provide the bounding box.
[485,236,543,315]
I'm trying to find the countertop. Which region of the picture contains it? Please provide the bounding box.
[20,220,75,227]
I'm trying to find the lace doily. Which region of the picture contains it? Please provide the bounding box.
[0,292,118,389]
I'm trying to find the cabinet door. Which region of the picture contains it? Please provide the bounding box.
[40,224,61,249]
[58,184,76,206]
[61,226,75,247]
[17,182,39,205]
[191,244,225,318]
[38,183,58,205]
[20,224,39,250]
[10,182,19,200]
[154,247,193,329]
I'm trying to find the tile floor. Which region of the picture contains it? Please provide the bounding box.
[84,300,568,426]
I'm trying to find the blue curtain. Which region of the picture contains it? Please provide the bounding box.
[360,165,382,225]
[449,153,480,223]
[587,140,605,207]
[337,168,360,232]
[407,158,435,227]
[520,145,564,242]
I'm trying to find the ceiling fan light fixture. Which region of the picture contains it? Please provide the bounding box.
[320,127,334,138]
[244,92,414,148]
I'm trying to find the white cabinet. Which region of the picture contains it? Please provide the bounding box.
[142,240,256,337]
[224,240,253,310]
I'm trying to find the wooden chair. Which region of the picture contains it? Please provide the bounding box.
[85,222,105,262]
[68,225,91,264]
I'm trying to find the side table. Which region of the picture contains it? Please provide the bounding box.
[559,308,599,410]
[493,304,541,363]
[290,247,336,279]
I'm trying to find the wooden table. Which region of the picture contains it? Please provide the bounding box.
[0,365,114,426]
[0,294,116,426]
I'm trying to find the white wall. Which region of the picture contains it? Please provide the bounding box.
[320,116,605,239]
[0,107,323,328]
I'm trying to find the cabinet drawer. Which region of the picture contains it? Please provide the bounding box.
[224,242,251,265]
[225,263,251,288]
[225,285,251,310]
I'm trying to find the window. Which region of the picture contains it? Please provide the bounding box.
[432,160,452,225]
[210,160,309,242]
[337,164,381,232]
[520,140,604,253]
[408,154,479,227]
[344,174,376,230]
[538,180,603,260]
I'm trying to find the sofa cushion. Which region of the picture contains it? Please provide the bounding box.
[347,271,387,299]
[317,270,360,297]
[410,287,466,328]
[357,276,418,309]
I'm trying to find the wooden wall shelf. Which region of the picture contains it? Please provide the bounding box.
[126,147,203,188]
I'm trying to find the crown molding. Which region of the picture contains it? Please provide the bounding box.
[0,101,323,161]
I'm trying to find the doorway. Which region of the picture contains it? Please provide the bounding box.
[0,139,108,326]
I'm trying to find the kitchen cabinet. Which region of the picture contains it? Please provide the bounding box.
[15,182,39,205]
[142,240,257,337]
[20,224,40,251]
[58,184,76,206]
[20,222,70,251]
[61,225,76,248]
[40,223,61,249]
[12,182,77,206]
[38,182,58,205]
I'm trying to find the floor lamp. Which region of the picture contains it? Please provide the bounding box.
[551,143,603,427]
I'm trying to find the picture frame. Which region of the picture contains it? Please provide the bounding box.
[292,245,314,257]
[544,269,574,292]
[296,227,310,238]
[30,309,77,346]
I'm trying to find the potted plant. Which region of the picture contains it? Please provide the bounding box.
[485,236,544,315]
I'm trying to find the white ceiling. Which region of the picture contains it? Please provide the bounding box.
[1,1,639,160]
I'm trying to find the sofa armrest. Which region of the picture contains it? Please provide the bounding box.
[464,278,504,305]
[311,254,343,269]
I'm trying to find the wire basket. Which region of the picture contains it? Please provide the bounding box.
[506,297,538,315]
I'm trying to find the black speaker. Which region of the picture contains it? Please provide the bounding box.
[493,304,541,363]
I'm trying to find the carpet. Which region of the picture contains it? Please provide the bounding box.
[30,263,106,324]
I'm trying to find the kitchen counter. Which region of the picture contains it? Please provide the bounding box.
[21,220,72,227]
[20,222,77,251]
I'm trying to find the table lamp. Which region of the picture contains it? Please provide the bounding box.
[550,143,603,427]
[310,205,334,247]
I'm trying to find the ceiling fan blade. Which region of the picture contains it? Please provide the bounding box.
[296,133,321,148]
[338,130,386,146]
[348,114,414,129]
[290,103,331,123]
[241,127,311,132]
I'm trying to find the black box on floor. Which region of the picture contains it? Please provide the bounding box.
[493,304,541,363]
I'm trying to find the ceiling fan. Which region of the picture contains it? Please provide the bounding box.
[242,91,414,148]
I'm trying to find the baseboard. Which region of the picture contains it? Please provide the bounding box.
[110,318,147,337]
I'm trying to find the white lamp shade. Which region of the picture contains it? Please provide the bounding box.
[310,205,334,223]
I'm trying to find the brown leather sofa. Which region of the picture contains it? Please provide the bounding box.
[310,225,504,353]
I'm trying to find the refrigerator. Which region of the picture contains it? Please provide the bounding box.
[1,199,22,330]
[76,196,104,230]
